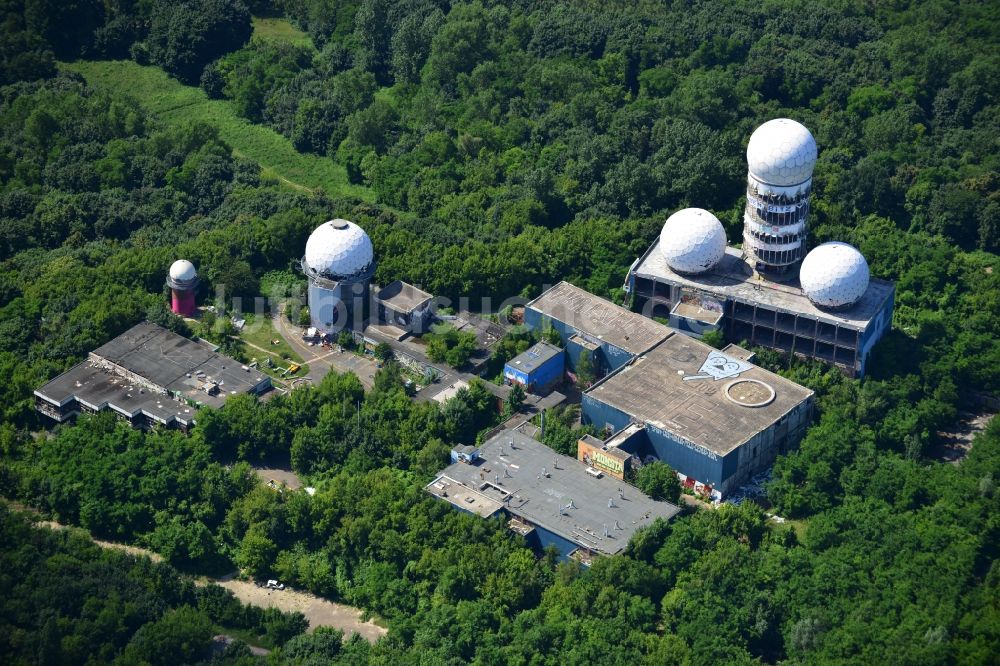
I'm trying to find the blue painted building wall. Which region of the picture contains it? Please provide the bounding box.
[524,306,634,373]
[582,393,728,488]
[857,289,895,377]
[504,344,565,393]
[523,523,584,561]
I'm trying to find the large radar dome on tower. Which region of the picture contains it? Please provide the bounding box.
[746,118,817,187]
[304,219,374,279]
[659,208,727,275]
[799,242,870,310]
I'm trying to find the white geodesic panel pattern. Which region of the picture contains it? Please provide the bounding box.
[304,219,374,278]
[747,119,817,187]
[800,242,870,309]
[659,208,727,275]
[169,259,196,281]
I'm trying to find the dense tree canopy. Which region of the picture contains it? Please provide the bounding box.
[0,0,998,664]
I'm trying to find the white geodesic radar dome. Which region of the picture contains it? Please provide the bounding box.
[747,119,817,187]
[169,259,197,282]
[304,219,374,279]
[800,242,870,309]
[659,208,727,275]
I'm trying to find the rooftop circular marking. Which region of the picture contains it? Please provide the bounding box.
[724,379,775,407]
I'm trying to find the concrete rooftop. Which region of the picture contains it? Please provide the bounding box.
[375,280,433,313]
[633,241,895,331]
[37,323,268,421]
[528,281,672,355]
[586,332,814,457]
[36,362,199,425]
[426,429,680,556]
[91,322,268,404]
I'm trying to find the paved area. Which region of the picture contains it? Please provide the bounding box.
[254,466,303,490]
[934,410,996,464]
[273,303,376,389]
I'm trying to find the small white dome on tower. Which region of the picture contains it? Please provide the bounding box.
[747,119,817,187]
[800,242,870,309]
[304,219,374,279]
[659,208,727,275]
[169,259,197,282]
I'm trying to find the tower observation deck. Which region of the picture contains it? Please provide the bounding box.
[742,119,817,275]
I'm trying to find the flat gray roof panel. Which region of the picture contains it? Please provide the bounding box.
[428,430,680,556]
[37,322,269,423]
[35,361,197,425]
[527,282,672,355]
[507,341,562,373]
[585,333,814,456]
[376,280,433,313]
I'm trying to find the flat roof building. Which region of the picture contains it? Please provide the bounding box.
[375,280,434,334]
[35,322,271,430]
[583,332,814,498]
[627,242,894,377]
[426,429,681,559]
[525,281,672,376]
[504,341,564,395]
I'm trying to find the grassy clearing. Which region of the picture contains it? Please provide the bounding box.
[241,313,304,364]
[61,60,371,200]
[784,518,808,541]
[239,313,309,381]
[252,16,314,49]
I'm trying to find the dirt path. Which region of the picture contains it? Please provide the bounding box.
[33,520,163,562]
[211,579,387,642]
[273,303,376,389]
[27,514,386,643]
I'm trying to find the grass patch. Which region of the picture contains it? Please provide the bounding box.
[60,60,371,201]
[252,16,314,49]
[785,518,808,542]
[239,313,308,379]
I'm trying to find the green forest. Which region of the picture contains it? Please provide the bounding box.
[0,0,998,663]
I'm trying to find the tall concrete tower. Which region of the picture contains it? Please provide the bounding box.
[742,119,817,275]
[167,259,199,317]
[301,219,375,334]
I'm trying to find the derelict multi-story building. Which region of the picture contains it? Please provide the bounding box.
[525,281,814,498]
[582,334,814,499]
[626,119,894,377]
[426,428,681,561]
[35,322,271,430]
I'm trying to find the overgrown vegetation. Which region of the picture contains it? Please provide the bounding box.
[0,506,308,662]
[0,0,998,663]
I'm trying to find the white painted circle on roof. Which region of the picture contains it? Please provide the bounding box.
[659,208,727,275]
[304,219,374,278]
[747,118,817,186]
[799,242,870,309]
[724,379,775,407]
[169,259,197,281]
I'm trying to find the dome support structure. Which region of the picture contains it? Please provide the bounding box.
[742,119,817,276]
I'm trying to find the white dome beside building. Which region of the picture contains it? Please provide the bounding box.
[799,242,870,310]
[301,219,376,335]
[659,208,727,275]
[304,219,374,279]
